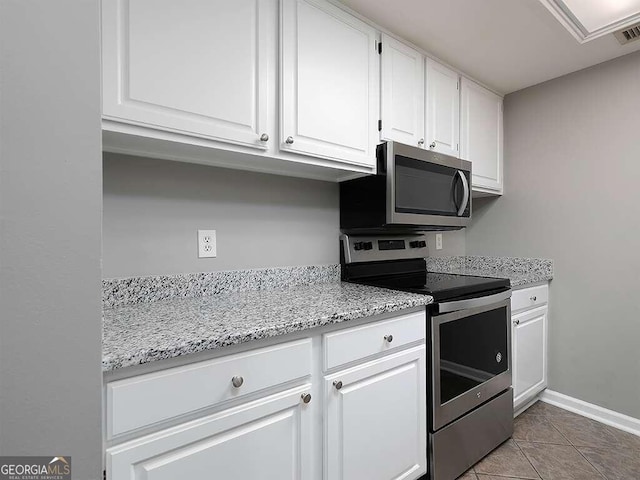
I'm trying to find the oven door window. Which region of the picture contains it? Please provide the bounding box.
[394,155,470,218]
[438,306,509,404]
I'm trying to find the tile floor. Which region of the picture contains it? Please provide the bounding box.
[458,401,640,480]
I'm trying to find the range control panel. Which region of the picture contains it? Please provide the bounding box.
[341,234,428,264]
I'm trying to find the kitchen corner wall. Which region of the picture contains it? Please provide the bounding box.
[103,153,340,278]
[466,51,640,419]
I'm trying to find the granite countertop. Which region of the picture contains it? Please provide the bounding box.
[102,256,552,373]
[102,281,432,372]
[426,256,553,288]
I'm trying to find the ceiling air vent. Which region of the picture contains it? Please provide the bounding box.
[614,23,640,45]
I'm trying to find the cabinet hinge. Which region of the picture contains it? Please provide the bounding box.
[378,41,382,54]
[457,81,459,90]
[378,119,382,131]
[456,143,459,151]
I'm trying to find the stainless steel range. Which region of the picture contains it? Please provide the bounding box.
[341,233,514,480]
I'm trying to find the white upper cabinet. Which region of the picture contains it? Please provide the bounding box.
[380,35,425,147]
[425,59,460,157]
[102,0,271,149]
[100,0,504,183]
[281,0,379,167]
[460,78,504,194]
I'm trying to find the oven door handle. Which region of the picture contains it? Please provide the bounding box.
[437,289,511,313]
[456,170,470,217]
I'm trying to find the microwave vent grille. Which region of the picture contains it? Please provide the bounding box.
[614,23,640,44]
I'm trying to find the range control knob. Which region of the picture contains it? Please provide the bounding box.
[354,241,374,251]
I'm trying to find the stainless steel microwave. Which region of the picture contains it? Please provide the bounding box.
[340,141,472,232]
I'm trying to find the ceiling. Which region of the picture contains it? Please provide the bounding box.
[338,0,640,94]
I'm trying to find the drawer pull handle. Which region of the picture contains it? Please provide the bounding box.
[231,376,244,388]
[333,380,343,390]
[384,334,394,343]
[301,393,312,404]
[513,319,520,325]
[530,296,537,301]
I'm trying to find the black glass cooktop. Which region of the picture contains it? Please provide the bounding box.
[409,272,509,301]
[342,259,510,302]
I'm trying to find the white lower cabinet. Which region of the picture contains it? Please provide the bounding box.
[105,309,427,480]
[511,285,549,411]
[325,346,427,480]
[106,385,313,480]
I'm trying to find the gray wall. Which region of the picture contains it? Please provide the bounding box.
[0,1,103,478]
[103,154,340,277]
[466,51,640,418]
[425,230,466,258]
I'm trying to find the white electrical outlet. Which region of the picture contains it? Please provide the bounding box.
[198,230,217,258]
[435,233,443,250]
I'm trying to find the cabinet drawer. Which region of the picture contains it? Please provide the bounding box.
[511,284,548,313]
[323,311,426,370]
[107,338,312,438]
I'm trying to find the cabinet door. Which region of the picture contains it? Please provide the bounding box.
[107,386,313,480]
[325,347,427,480]
[380,35,425,147]
[460,78,503,193]
[102,0,271,149]
[281,0,379,167]
[513,306,548,408]
[425,59,460,157]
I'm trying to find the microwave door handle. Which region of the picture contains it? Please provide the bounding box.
[457,170,470,216]
[452,174,460,211]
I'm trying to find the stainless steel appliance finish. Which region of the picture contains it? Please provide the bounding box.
[430,389,514,480]
[383,142,471,227]
[437,290,511,314]
[340,233,429,264]
[430,297,512,431]
[340,141,472,232]
[340,233,513,480]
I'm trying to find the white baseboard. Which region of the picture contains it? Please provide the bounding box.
[540,389,640,437]
[514,396,541,418]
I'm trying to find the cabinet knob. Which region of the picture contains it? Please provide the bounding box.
[530,296,537,301]
[285,136,294,145]
[301,393,312,404]
[260,133,269,142]
[418,138,425,146]
[333,380,343,390]
[384,334,393,343]
[231,376,244,388]
[513,319,520,326]
[429,142,436,149]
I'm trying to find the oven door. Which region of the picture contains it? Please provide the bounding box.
[382,141,471,228]
[430,293,512,431]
